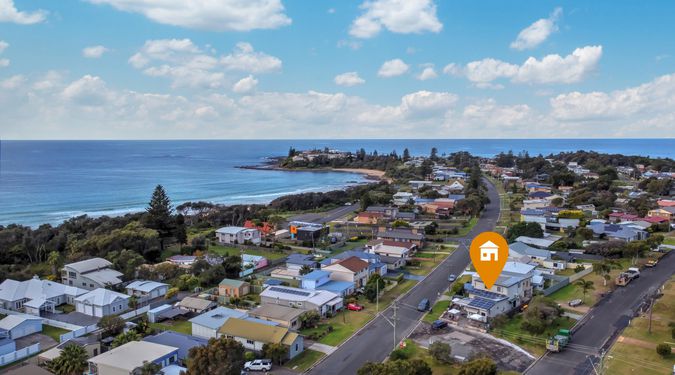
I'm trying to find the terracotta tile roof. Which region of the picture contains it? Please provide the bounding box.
[334,256,368,273]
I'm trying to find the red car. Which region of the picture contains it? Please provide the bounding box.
[346,303,364,311]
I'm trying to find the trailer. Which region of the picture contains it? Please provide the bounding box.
[546,329,572,352]
[616,267,640,286]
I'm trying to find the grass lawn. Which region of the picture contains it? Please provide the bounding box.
[446,217,478,237]
[548,261,631,308]
[400,339,457,375]
[208,244,288,260]
[407,260,441,276]
[301,280,418,346]
[663,236,675,246]
[492,314,575,356]
[604,276,674,375]
[57,304,75,314]
[150,320,192,335]
[284,349,325,372]
[42,324,70,342]
[332,239,368,254]
[423,300,451,324]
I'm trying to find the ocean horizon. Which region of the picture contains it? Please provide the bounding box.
[1,139,673,227]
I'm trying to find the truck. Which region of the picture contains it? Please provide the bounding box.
[546,329,572,352]
[645,258,658,268]
[616,267,640,286]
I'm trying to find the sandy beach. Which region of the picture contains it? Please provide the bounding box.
[332,168,392,182]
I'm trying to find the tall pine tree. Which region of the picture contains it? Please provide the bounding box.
[145,185,174,254]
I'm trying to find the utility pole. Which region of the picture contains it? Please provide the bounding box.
[648,297,654,334]
[376,279,379,314]
[392,300,398,351]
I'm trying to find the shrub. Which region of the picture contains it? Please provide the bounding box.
[574,265,585,273]
[389,349,408,361]
[244,351,256,361]
[429,341,452,364]
[656,343,671,357]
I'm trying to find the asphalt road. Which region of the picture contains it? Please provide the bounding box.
[288,204,359,224]
[526,250,675,375]
[308,178,500,374]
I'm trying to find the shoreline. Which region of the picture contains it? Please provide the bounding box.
[238,164,391,182]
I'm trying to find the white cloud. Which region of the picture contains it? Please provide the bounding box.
[0,0,46,24]
[510,7,562,51]
[416,66,438,81]
[448,46,603,87]
[85,0,291,31]
[232,75,258,94]
[401,91,456,114]
[462,99,532,127]
[82,45,109,59]
[514,45,602,84]
[129,39,280,88]
[378,58,409,77]
[61,75,115,106]
[334,72,365,87]
[337,39,363,50]
[0,59,8,67]
[0,74,23,89]
[0,40,8,53]
[349,0,442,38]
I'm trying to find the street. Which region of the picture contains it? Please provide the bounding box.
[526,250,675,375]
[307,178,501,374]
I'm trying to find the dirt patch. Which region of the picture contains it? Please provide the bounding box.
[410,322,534,373]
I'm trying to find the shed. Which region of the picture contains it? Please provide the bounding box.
[0,315,42,339]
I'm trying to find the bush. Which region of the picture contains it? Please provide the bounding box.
[389,349,409,361]
[574,265,585,273]
[429,341,452,364]
[244,351,256,361]
[656,343,671,357]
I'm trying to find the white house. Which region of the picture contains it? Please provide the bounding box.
[215,226,261,245]
[0,277,87,315]
[75,288,130,317]
[189,306,247,339]
[218,318,304,360]
[61,258,124,290]
[0,315,42,339]
[260,286,342,317]
[479,241,499,262]
[125,280,169,300]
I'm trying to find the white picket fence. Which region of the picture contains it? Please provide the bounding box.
[119,305,150,320]
[0,343,40,366]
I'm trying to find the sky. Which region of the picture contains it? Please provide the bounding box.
[0,0,674,139]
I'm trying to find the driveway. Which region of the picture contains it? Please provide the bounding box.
[14,332,57,351]
[308,178,501,375]
[410,322,534,372]
[42,311,100,327]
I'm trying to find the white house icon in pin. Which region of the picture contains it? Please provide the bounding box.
[479,240,499,261]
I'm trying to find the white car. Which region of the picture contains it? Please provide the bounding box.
[244,359,272,372]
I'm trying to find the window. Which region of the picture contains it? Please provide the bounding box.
[82,282,87,286]
[112,306,115,312]
[246,340,255,345]
[90,284,94,288]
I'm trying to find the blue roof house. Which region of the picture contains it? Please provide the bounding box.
[143,331,207,364]
[301,270,355,297]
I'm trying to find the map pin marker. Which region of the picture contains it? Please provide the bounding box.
[469,232,509,289]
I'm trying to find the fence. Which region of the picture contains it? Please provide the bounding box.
[542,277,569,296]
[0,343,40,366]
[59,323,99,343]
[41,318,83,331]
[119,305,150,320]
[568,265,594,282]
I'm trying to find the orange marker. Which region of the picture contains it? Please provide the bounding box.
[469,232,508,289]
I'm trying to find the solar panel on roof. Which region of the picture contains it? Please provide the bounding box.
[269,286,311,297]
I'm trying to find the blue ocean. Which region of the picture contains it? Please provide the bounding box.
[1,139,673,227]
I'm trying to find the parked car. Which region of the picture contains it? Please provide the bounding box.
[448,274,456,282]
[244,359,272,372]
[417,298,430,311]
[347,303,364,311]
[645,259,658,268]
[431,320,448,330]
[568,299,583,307]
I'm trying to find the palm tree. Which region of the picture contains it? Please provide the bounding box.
[593,260,619,286]
[48,344,87,375]
[47,251,61,278]
[137,361,161,375]
[299,265,313,275]
[128,295,139,310]
[575,280,595,303]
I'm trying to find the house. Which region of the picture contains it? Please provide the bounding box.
[219,318,304,359]
[242,254,268,270]
[147,304,188,323]
[143,331,207,364]
[300,270,355,297]
[177,296,216,314]
[376,228,425,247]
[260,286,343,317]
[243,220,274,236]
[0,276,87,315]
[454,289,511,320]
[609,212,640,223]
[75,288,130,317]
[479,241,499,262]
[393,192,414,206]
[218,279,250,298]
[262,279,284,288]
[248,304,305,330]
[321,250,388,278]
[509,242,551,264]
[125,280,169,300]
[365,239,416,258]
[657,199,675,208]
[166,255,223,269]
[588,223,649,242]
[286,253,318,271]
[0,315,42,339]
[446,180,465,192]
[38,336,101,365]
[515,235,562,248]
[61,258,124,290]
[354,211,384,225]
[189,306,247,339]
[647,207,675,221]
[88,340,179,375]
[289,222,328,242]
[366,206,399,219]
[215,226,261,245]
[322,256,369,288]
[522,199,549,210]
[380,255,406,269]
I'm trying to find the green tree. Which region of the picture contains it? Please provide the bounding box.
[175,213,188,246]
[112,330,140,348]
[48,344,88,375]
[128,295,139,310]
[47,250,61,278]
[364,273,386,303]
[402,148,411,161]
[428,341,453,364]
[575,280,595,303]
[655,343,670,357]
[299,264,313,276]
[506,221,544,242]
[107,249,146,280]
[430,147,438,161]
[457,357,497,375]
[262,342,288,365]
[185,337,245,375]
[98,315,125,337]
[175,274,200,291]
[145,184,174,253]
[593,260,619,286]
[222,255,242,279]
[299,310,321,329]
[137,361,161,375]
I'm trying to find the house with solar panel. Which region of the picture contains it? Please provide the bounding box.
[455,261,535,320]
[259,285,343,317]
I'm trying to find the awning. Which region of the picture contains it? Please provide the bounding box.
[448,309,461,315]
